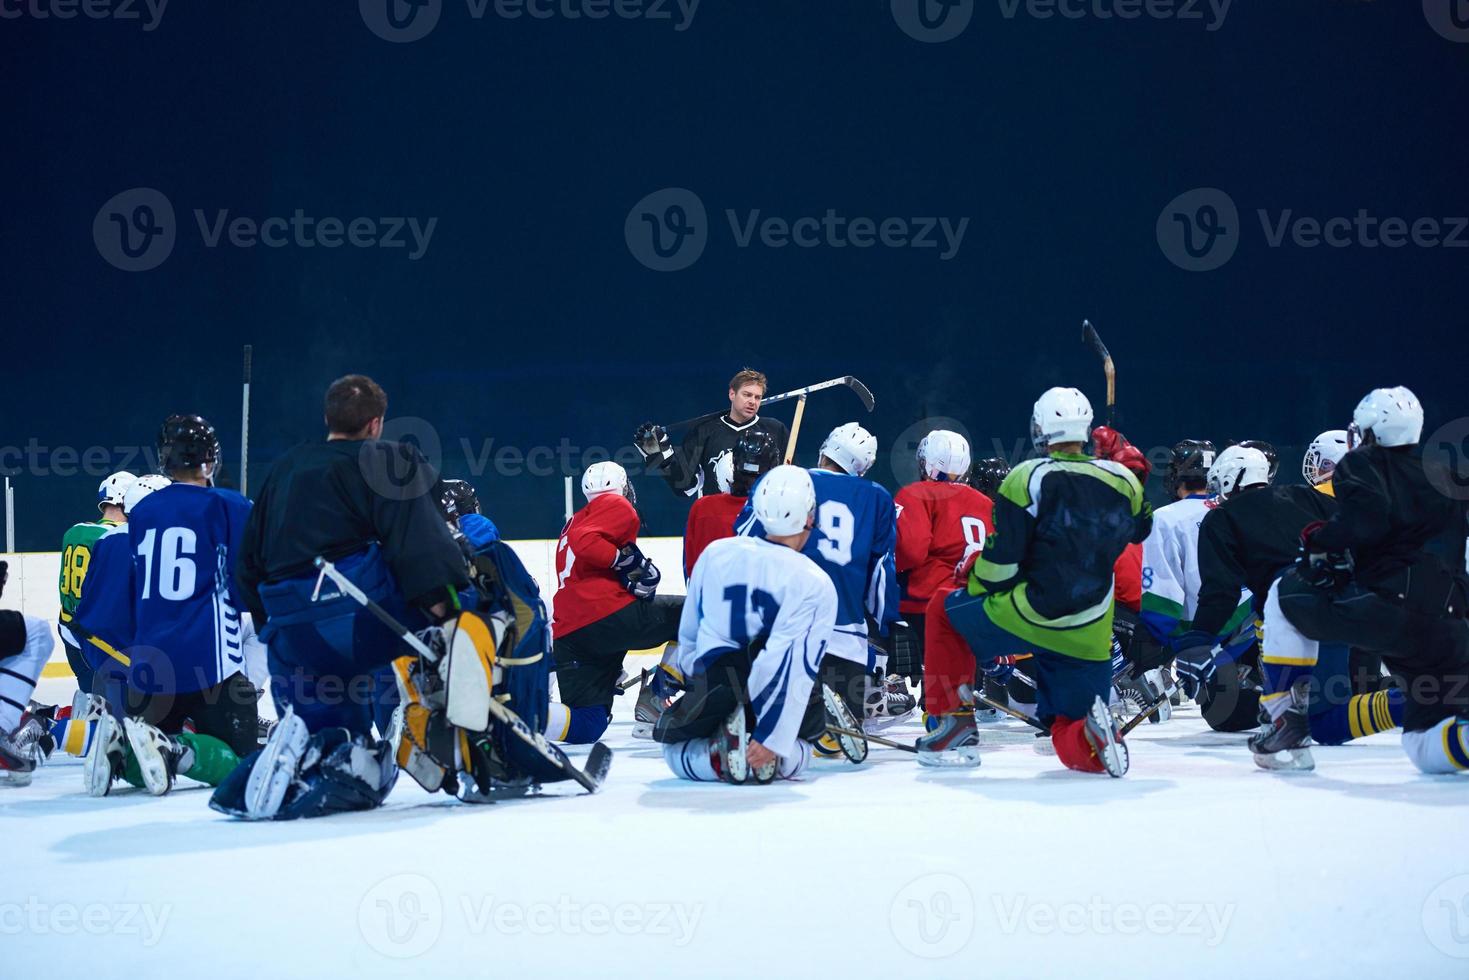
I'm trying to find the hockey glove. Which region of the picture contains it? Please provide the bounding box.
[633,423,673,463]
[1296,520,1353,590]
[981,655,1017,685]
[613,544,661,600]
[1170,630,1220,701]
[1091,425,1152,482]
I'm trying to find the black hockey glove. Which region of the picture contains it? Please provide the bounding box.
[612,543,661,600]
[633,423,673,463]
[1170,630,1219,701]
[1296,520,1353,591]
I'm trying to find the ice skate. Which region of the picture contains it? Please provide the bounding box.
[822,683,868,764]
[1083,695,1129,777]
[915,711,981,768]
[245,706,310,818]
[863,674,917,731]
[84,710,125,797]
[632,669,668,740]
[123,718,187,796]
[1248,680,1315,772]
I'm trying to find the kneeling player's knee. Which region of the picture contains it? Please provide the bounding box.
[562,704,611,744]
[1402,718,1469,775]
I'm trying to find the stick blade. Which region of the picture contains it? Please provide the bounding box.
[843,376,876,412]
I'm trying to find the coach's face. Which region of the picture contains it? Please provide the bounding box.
[729,383,763,424]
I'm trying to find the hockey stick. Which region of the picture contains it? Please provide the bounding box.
[784,394,808,465]
[240,345,252,496]
[975,692,1051,734]
[825,724,917,754]
[668,375,875,430]
[1081,319,1116,426]
[311,557,611,794]
[1119,689,1174,737]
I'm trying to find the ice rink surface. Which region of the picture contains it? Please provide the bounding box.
[9,660,1469,979]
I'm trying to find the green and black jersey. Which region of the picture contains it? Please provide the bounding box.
[970,451,1151,660]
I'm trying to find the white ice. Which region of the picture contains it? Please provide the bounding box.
[8,658,1469,979]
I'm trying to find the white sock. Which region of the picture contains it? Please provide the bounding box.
[543,702,570,742]
[778,740,812,779]
[663,739,719,782]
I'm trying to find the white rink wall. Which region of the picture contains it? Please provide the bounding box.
[1,537,689,663]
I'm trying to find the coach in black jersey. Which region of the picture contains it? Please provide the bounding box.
[634,367,789,499]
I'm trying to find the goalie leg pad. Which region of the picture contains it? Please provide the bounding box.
[443,611,506,733]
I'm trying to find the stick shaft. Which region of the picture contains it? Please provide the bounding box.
[976,693,1051,733]
[784,394,808,465]
[826,725,916,753]
[240,345,252,496]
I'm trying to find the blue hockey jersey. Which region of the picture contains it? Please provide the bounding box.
[736,468,898,667]
[72,525,136,674]
[124,484,253,695]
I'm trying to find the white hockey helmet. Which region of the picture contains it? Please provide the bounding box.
[581,461,632,502]
[917,430,971,482]
[123,474,171,514]
[1207,446,1271,500]
[753,464,817,537]
[713,450,735,495]
[820,422,877,477]
[97,471,138,512]
[1349,385,1424,449]
[1302,429,1349,486]
[1030,387,1093,450]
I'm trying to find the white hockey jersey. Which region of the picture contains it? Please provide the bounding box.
[1140,494,1217,643]
[674,535,838,759]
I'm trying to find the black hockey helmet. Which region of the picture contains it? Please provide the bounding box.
[1231,439,1279,482]
[971,457,1011,498]
[732,429,780,496]
[157,414,220,474]
[435,478,481,522]
[1164,439,1216,498]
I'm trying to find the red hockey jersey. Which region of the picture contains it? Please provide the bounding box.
[1114,541,1142,613]
[683,493,747,580]
[553,492,639,637]
[894,481,994,615]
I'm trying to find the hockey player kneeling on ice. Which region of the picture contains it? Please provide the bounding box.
[77,418,259,798]
[547,461,683,744]
[891,431,993,707]
[217,375,469,820]
[656,465,839,783]
[0,561,58,785]
[1171,444,1405,751]
[1257,388,1469,774]
[736,423,902,741]
[916,388,1151,775]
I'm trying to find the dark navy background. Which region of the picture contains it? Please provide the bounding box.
[3,1,1464,549]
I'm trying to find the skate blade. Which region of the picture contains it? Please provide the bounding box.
[862,711,912,734]
[1,769,34,787]
[1252,747,1315,772]
[916,746,981,769]
[84,714,121,798]
[245,711,309,819]
[630,721,654,740]
[122,719,173,797]
[1087,699,1129,778]
[822,685,868,764]
[722,711,749,785]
